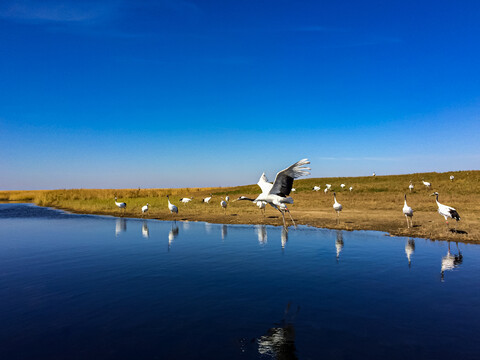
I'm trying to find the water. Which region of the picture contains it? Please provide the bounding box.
[0,203,479,359]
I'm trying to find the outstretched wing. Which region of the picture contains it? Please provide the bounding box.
[257,172,273,195]
[269,159,311,197]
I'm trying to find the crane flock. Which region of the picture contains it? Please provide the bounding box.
[111,166,463,233]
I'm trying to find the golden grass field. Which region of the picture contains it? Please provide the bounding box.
[1,170,479,242]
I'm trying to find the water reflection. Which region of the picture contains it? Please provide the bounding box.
[115,218,127,237]
[255,225,268,245]
[141,221,149,239]
[441,242,463,281]
[168,222,179,249]
[257,302,299,359]
[183,221,190,230]
[221,225,227,241]
[335,230,344,262]
[204,222,212,234]
[405,239,415,268]
[281,227,288,249]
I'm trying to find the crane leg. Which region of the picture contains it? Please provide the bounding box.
[405,215,409,228]
[286,209,296,228]
[280,210,287,228]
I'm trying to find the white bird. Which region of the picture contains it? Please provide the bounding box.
[408,181,414,193]
[225,195,230,202]
[257,200,267,215]
[253,159,310,227]
[180,197,193,204]
[114,197,127,215]
[431,192,460,224]
[349,186,353,192]
[333,192,342,218]
[325,184,332,190]
[324,188,328,194]
[340,184,345,189]
[372,172,376,177]
[450,175,455,181]
[167,195,178,214]
[220,198,228,214]
[203,194,213,203]
[141,203,149,216]
[291,188,296,192]
[422,180,432,188]
[313,186,321,191]
[402,194,413,228]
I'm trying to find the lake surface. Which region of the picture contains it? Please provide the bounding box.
[0,203,479,359]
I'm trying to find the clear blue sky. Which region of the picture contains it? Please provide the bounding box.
[1,0,479,190]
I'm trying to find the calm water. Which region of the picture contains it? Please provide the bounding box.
[0,203,479,359]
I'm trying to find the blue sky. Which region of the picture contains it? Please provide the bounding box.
[1,0,479,190]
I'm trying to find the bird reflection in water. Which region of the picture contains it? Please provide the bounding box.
[257,302,299,360]
[168,222,179,250]
[141,221,149,239]
[115,218,127,237]
[183,221,190,230]
[204,222,212,234]
[255,225,268,245]
[335,230,344,262]
[405,238,415,268]
[281,227,288,249]
[441,242,463,281]
[221,225,227,241]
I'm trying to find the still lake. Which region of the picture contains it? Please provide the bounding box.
[0,203,479,359]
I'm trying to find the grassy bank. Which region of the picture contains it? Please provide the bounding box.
[1,170,479,242]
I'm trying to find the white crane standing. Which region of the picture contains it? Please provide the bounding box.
[114,196,127,215]
[402,194,413,228]
[340,184,346,189]
[324,188,328,194]
[141,203,149,217]
[203,194,213,203]
[225,195,230,202]
[220,198,228,214]
[333,192,343,218]
[167,195,178,215]
[422,180,432,189]
[431,192,460,225]
[349,186,353,192]
[450,175,455,181]
[325,184,332,190]
[409,181,414,193]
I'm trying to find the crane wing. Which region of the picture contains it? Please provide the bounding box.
[269,159,310,197]
[257,172,273,195]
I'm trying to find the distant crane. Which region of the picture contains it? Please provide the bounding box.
[225,195,230,202]
[325,184,332,190]
[114,196,127,215]
[141,203,149,217]
[372,172,376,177]
[291,188,296,192]
[313,186,321,191]
[431,192,460,225]
[349,186,353,192]
[180,197,193,204]
[409,181,414,193]
[203,194,213,203]
[167,195,178,215]
[422,180,432,189]
[220,198,228,214]
[234,196,267,216]
[450,175,455,181]
[333,192,343,218]
[340,184,346,189]
[324,188,328,194]
[402,194,413,228]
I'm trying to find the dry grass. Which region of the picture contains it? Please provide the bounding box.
[1,170,479,242]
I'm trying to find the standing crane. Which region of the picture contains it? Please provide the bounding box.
[402,194,413,228]
[114,196,127,216]
[167,195,178,215]
[431,192,460,225]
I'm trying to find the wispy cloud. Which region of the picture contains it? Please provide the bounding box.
[0,0,116,23]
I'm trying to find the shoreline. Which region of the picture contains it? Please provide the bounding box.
[23,202,479,245]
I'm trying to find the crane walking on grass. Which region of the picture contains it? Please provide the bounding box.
[180,197,193,204]
[203,194,213,203]
[114,197,127,216]
[409,181,414,193]
[142,203,149,217]
[431,192,460,225]
[167,195,178,216]
[422,180,432,189]
[402,194,413,228]
[333,192,343,220]
[220,198,228,214]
